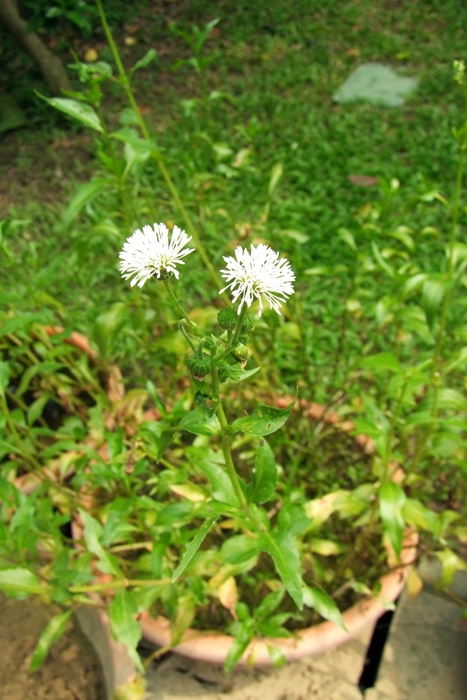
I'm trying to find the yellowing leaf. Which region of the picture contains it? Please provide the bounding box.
[169,484,206,502]
[407,568,423,600]
[218,576,238,616]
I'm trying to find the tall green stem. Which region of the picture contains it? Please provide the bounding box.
[164,280,202,336]
[411,83,467,469]
[95,0,226,295]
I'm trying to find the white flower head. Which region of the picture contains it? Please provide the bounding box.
[119,223,195,287]
[220,243,295,315]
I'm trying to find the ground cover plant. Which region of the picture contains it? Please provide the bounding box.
[1,0,467,693]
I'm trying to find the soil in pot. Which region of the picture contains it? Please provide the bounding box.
[0,593,106,700]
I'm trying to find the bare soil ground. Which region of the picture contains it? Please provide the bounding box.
[0,594,106,700]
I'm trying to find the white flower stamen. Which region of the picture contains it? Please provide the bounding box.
[119,223,195,287]
[219,243,295,315]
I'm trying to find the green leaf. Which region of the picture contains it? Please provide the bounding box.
[422,277,447,327]
[38,95,103,132]
[267,644,287,667]
[231,399,295,437]
[361,353,401,373]
[179,407,221,436]
[93,302,128,358]
[27,393,51,425]
[224,619,255,673]
[219,365,261,383]
[0,313,47,337]
[259,530,303,609]
[130,48,158,75]
[338,227,357,251]
[379,482,406,556]
[172,516,218,581]
[62,178,112,228]
[30,610,72,672]
[221,535,260,565]
[186,447,240,506]
[435,549,466,589]
[110,591,143,671]
[302,586,347,630]
[171,593,196,646]
[0,568,43,598]
[78,510,121,576]
[268,162,283,197]
[371,242,395,278]
[0,361,9,395]
[254,588,285,620]
[249,439,277,504]
[402,498,441,536]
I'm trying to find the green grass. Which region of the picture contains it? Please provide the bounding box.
[1,0,467,397]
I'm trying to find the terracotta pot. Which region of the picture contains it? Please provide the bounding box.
[139,396,414,666]
[140,530,417,666]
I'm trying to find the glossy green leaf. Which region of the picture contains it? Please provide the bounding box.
[379,482,406,556]
[231,398,295,437]
[186,447,239,506]
[172,516,218,581]
[39,95,103,132]
[30,610,72,671]
[179,407,221,436]
[249,439,277,504]
[303,585,347,630]
[259,530,303,609]
[110,590,143,671]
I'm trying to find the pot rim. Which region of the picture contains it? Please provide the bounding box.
[141,530,417,666]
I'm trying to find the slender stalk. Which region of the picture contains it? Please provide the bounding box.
[410,84,467,469]
[164,280,202,336]
[94,0,227,296]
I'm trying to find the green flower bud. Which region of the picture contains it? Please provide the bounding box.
[238,334,249,344]
[187,352,211,380]
[232,343,248,363]
[241,316,253,332]
[218,308,239,330]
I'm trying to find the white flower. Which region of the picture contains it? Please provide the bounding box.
[119,223,195,287]
[219,243,295,315]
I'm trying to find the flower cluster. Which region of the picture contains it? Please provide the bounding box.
[219,243,295,315]
[119,223,195,287]
[120,224,295,315]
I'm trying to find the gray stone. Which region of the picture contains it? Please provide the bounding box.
[333,63,418,107]
[369,560,467,699]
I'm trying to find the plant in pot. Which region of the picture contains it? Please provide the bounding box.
[1,185,465,696]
